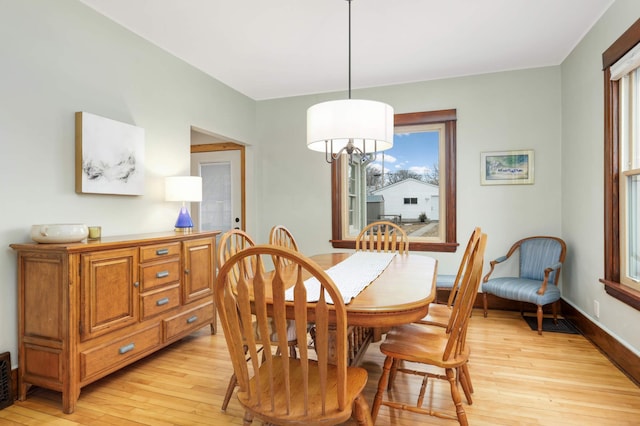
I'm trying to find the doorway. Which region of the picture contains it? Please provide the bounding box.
[190,134,245,235]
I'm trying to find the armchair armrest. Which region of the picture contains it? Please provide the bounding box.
[537,262,563,295]
[482,255,508,282]
[493,255,508,264]
[545,262,562,273]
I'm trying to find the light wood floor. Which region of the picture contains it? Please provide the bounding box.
[1,309,639,425]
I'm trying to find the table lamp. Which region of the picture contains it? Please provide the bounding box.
[165,176,202,232]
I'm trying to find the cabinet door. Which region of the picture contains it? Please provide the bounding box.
[182,238,214,304]
[80,248,139,341]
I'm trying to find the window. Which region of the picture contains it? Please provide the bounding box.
[602,19,640,310]
[331,109,458,252]
[618,67,640,292]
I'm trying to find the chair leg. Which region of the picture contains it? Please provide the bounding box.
[387,358,399,390]
[352,394,373,426]
[221,373,237,411]
[461,362,474,394]
[552,301,559,325]
[458,365,473,405]
[242,410,254,425]
[372,355,394,422]
[446,367,469,426]
[536,305,543,335]
[483,293,488,317]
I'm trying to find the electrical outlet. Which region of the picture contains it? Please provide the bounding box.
[594,300,600,318]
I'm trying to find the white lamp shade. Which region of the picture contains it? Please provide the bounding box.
[307,99,394,154]
[165,176,202,202]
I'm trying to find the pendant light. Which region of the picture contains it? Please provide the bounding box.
[306,0,394,163]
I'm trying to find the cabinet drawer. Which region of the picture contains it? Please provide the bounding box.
[140,242,180,263]
[140,259,180,291]
[163,301,214,342]
[80,325,161,381]
[140,284,180,320]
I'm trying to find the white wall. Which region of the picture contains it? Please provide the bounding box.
[0,0,257,367]
[561,0,640,352]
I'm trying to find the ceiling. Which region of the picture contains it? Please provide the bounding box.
[79,0,614,101]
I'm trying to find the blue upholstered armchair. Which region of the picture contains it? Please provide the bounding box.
[481,236,567,335]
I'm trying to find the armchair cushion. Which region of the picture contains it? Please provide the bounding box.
[519,238,563,282]
[482,277,560,306]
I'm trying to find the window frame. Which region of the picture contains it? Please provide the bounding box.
[330,109,458,252]
[601,18,640,310]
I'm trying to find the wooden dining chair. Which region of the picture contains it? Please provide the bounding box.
[218,229,258,291]
[417,227,482,328]
[355,220,410,341]
[217,229,297,412]
[217,229,259,412]
[411,227,482,397]
[216,245,373,426]
[355,221,409,254]
[268,225,304,352]
[371,233,487,426]
[269,224,299,254]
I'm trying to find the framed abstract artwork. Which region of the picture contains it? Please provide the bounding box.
[480,149,534,185]
[75,112,145,195]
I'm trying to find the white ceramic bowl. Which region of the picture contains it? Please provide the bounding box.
[31,224,89,243]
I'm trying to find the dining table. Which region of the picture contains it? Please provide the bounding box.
[282,251,438,365]
[308,252,437,326]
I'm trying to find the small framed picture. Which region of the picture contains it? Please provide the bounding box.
[480,150,534,185]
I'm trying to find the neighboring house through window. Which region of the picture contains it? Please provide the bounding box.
[331,109,458,252]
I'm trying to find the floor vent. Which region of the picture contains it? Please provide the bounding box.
[0,352,13,410]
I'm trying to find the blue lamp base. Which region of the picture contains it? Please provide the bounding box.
[174,206,194,232]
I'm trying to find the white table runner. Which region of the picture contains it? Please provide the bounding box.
[285,252,396,304]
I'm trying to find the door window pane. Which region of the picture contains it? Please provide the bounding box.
[200,162,231,233]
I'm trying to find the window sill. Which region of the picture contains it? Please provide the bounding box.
[600,278,640,311]
[331,239,458,252]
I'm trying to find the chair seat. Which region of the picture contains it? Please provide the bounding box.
[381,323,470,368]
[416,303,451,327]
[436,274,456,288]
[437,273,483,293]
[240,357,368,425]
[482,277,560,306]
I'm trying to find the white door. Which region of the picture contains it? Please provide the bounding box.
[191,150,242,233]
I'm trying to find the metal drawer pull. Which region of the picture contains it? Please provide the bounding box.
[156,297,169,306]
[156,248,169,255]
[119,343,135,355]
[187,315,198,324]
[156,270,170,278]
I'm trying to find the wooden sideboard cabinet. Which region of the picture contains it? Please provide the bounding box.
[10,231,219,414]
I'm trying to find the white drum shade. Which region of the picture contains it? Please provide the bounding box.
[307,99,394,154]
